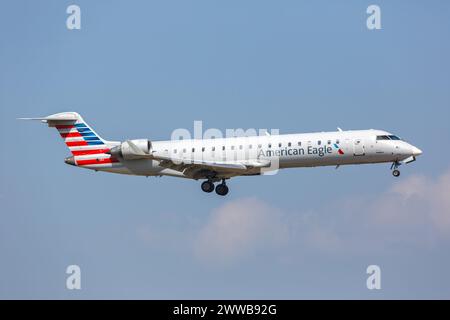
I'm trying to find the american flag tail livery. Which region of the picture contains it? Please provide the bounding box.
[19,112,120,169]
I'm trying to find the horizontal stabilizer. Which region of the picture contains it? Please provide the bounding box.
[19,112,79,127]
[19,113,78,122]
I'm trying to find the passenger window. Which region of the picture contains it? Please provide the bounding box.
[173,149,177,154]
[318,140,321,145]
[202,147,205,152]
[239,145,243,150]
[288,142,291,147]
[327,140,331,145]
[268,143,272,148]
[258,144,262,148]
[336,140,340,144]
[212,147,215,151]
[278,143,282,147]
[249,145,252,149]
[183,148,186,153]
[298,142,301,146]
[192,148,195,152]
[231,146,235,150]
[222,146,225,151]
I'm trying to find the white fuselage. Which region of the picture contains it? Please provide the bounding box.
[24,112,422,195]
[93,129,421,179]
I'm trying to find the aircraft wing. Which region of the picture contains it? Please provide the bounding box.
[153,154,270,178]
[116,140,271,178]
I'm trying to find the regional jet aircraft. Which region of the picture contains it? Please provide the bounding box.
[21,112,422,196]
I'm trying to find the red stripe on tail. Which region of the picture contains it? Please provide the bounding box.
[60,132,82,138]
[66,141,88,147]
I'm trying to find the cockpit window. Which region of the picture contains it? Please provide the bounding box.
[376,135,390,140]
[388,135,401,140]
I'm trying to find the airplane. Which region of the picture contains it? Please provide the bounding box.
[21,112,423,196]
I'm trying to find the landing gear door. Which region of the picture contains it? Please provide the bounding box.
[353,139,365,156]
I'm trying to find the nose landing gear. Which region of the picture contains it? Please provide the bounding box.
[391,161,401,177]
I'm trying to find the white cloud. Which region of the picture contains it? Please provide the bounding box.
[194,197,288,265]
[370,170,450,239]
[138,169,450,264]
[302,168,450,252]
[200,169,450,262]
[398,171,450,232]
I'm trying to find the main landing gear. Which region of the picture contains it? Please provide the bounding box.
[215,180,229,196]
[391,161,401,177]
[201,180,215,193]
[201,179,229,196]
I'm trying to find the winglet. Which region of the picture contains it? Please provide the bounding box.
[337,127,343,132]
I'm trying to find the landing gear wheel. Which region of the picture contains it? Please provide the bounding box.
[215,184,229,196]
[201,181,214,193]
[392,169,400,177]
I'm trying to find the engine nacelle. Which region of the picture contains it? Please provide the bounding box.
[110,139,152,160]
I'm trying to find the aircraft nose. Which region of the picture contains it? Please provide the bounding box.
[411,146,423,156]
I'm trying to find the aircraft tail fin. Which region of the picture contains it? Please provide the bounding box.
[19,112,110,156]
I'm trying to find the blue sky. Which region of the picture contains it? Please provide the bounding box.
[1,0,450,299]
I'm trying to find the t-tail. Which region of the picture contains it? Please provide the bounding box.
[19,112,120,168]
